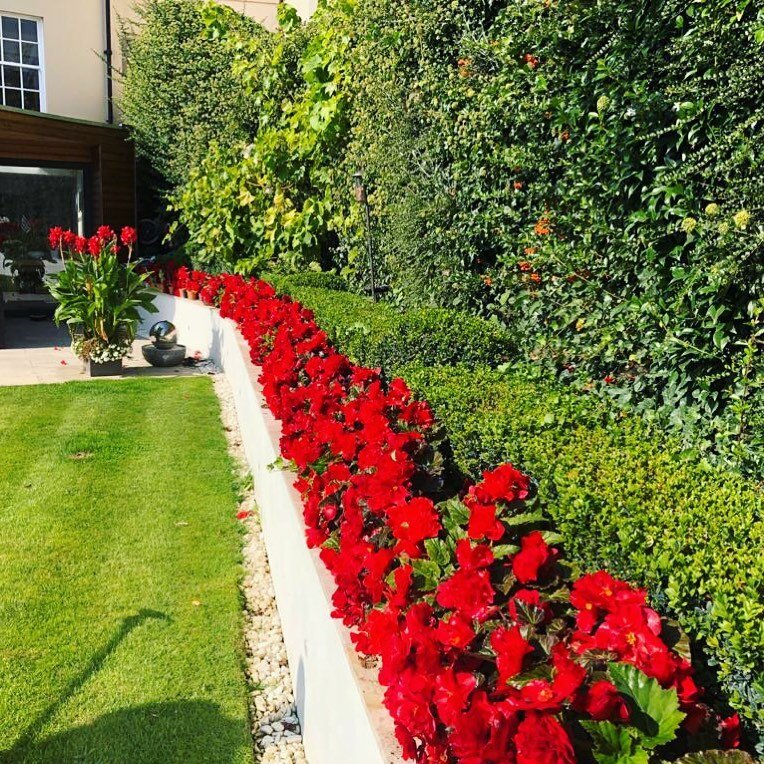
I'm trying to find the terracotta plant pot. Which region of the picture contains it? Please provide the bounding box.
[186,290,198,300]
[179,288,187,298]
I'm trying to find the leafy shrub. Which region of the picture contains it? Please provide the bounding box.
[285,285,514,371]
[263,271,349,292]
[118,0,265,188]
[401,362,764,748]
[167,1,356,274]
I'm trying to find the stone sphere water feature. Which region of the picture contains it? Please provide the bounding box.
[142,321,186,367]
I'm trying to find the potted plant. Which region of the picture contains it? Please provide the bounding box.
[47,225,158,376]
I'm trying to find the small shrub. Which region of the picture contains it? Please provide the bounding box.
[118,0,265,188]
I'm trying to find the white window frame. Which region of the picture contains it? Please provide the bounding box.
[0,11,46,113]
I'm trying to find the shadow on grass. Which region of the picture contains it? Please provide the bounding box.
[1,700,247,763]
[0,609,231,763]
[6,609,170,757]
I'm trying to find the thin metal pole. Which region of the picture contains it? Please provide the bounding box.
[363,200,376,302]
[104,0,114,124]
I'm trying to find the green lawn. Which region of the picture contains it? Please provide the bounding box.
[0,378,252,763]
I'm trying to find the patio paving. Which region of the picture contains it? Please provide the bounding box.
[0,316,203,387]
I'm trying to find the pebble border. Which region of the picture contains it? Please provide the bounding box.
[213,374,308,764]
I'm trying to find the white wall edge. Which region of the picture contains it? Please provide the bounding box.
[140,294,404,764]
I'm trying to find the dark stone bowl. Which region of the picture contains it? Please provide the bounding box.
[142,343,187,368]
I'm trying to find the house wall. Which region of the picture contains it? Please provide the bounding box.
[1,0,315,125]
[0,1,108,122]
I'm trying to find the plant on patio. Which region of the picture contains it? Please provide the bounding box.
[46,226,157,365]
[160,266,751,763]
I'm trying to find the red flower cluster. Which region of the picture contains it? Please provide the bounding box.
[173,266,209,297]
[49,225,138,259]
[156,265,742,763]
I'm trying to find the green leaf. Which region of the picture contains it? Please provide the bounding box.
[503,511,545,527]
[492,543,519,559]
[441,498,470,534]
[580,720,649,764]
[609,663,685,748]
[411,558,442,592]
[424,538,453,567]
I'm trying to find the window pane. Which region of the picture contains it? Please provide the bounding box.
[3,65,20,88]
[4,88,22,108]
[22,90,39,111]
[3,39,20,63]
[21,43,38,66]
[2,16,19,40]
[22,69,38,90]
[20,20,37,42]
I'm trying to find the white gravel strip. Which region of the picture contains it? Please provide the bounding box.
[213,374,308,764]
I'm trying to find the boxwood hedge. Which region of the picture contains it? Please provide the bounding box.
[269,280,764,748]
[263,271,349,293]
[285,286,514,372]
[401,363,764,748]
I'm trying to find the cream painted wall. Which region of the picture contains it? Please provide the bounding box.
[1,0,109,122]
[2,0,315,125]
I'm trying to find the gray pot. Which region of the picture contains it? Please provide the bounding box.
[89,358,123,377]
[142,343,186,367]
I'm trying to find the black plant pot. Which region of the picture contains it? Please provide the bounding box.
[89,359,123,377]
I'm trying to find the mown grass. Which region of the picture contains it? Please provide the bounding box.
[0,377,252,763]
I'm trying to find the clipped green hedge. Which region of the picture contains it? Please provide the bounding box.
[284,286,514,371]
[400,363,764,743]
[263,271,349,293]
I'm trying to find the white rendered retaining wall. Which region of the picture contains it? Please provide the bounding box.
[140,294,403,764]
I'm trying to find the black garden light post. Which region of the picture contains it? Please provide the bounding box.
[353,171,378,302]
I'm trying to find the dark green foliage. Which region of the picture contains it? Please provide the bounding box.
[348,0,764,466]
[400,362,764,747]
[118,0,266,188]
[263,271,349,293]
[286,286,514,372]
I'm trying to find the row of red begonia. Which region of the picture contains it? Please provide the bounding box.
[165,267,744,763]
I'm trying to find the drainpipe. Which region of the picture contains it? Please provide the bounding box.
[104,0,114,123]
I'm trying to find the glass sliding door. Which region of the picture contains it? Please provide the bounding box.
[0,165,84,286]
